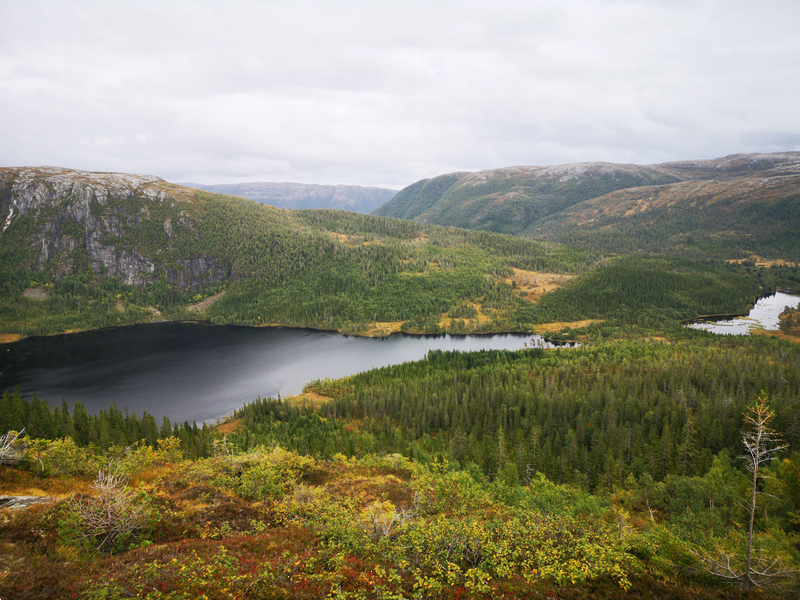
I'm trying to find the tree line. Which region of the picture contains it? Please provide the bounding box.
[0,390,213,459]
[230,335,800,498]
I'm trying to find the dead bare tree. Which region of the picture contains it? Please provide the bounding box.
[362,494,419,541]
[0,429,24,465]
[698,395,796,591]
[740,395,788,590]
[71,468,154,553]
[700,548,798,592]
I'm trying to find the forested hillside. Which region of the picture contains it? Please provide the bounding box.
[374,152,800,261]
[532,173,800,261]
[2,164,799,596]
[282,336,800,486]
[2,166,772,342]
[373,163,680,234]
[0,167,592,339]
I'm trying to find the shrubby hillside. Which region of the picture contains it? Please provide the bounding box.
[374,152,800,261]
[2,334,799,598]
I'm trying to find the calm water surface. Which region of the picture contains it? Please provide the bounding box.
[686,292,800,335]
[0,324,542,423]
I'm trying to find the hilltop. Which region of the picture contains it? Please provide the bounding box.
[179,180,396,213]
[374,152,800,261]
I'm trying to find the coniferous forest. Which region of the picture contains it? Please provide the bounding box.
[2,165,800,599]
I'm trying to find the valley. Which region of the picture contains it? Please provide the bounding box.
[179,181,397,214]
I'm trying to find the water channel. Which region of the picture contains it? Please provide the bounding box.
[0,324,543,424]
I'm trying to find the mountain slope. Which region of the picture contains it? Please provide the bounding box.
[0,167,593,338]
[374,152,800,260]
[532,172,800,260]
[374,163,680,234]
[179,181,396,213]
[373,172,470,220]
[655,152,800,180]
[0,167,767,340]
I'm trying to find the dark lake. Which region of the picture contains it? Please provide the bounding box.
[0,323,542,424]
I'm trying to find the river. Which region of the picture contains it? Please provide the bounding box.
[0,324,543,424]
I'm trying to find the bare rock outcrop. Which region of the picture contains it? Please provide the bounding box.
[0,167,227,290]
[0,495,56,510]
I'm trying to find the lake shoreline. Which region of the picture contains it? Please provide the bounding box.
[0,324,542,424]
[0,316,541,346]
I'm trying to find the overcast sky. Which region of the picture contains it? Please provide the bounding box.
[2,0,799,188]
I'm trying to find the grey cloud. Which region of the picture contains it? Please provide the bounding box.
[1,0,799,186]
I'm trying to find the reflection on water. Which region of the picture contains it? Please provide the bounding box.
[686,292,800,335]
[0,324,546,424]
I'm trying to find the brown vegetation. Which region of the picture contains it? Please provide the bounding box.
[504,268,573,302]
[362,321,403,337]
[214,418,242,436]
[22,287,48,301]
[530,319,602,334]
[186,290,227,313]
[283,392,333,411]
[727,256,798,268]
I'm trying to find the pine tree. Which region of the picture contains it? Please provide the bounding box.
[73,402,91,446]
[55,399,75,439]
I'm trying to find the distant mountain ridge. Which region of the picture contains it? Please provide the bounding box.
[373,152,800,260]
[374,163,681,232]
[179,181,397,213]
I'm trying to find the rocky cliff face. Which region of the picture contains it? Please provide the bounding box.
[0,167,227,289]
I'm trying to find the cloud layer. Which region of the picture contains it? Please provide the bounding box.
[2,0,799,187]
